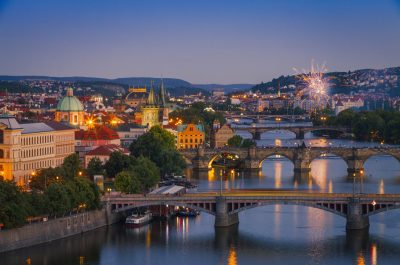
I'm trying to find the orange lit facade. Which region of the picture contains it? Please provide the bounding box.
[177,124,205,149]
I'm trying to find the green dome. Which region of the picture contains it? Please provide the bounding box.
[56,88,84,112]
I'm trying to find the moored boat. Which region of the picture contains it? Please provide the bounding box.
[126,211,152,227]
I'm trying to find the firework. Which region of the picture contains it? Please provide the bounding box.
[293,60,330,102]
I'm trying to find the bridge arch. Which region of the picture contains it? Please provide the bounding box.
[208,152,242,168]
[112,200,217,216]
[309,152,349,178]
[258,153,295,168]
[259,129,297,140]
[229,201,347,218]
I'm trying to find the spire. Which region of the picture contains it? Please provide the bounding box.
[277,81,281,97]
[147,87,156,106]
[160,78,166,106]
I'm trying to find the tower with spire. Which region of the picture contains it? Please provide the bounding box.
[158,78,170,125]
[141,82,160,128]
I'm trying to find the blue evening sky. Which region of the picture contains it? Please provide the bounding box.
[0,0,400,84]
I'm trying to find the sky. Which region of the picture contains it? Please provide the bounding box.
[0,0,400,84]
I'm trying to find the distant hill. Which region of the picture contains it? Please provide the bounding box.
[0,75,249,96]
[251,67,400,96]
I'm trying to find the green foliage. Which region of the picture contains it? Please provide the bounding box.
[29,167,63,190]
[329,110,400,144]
[86,157,105,179]
[104,151,135,178]
[115,171,141,194]
[0,181,30,228]
[130,126,186,176]
[61,154,82,180]
[227,135,243,147]
[227,135,255,148]
[131,156,160,191]
[45,183,72,216]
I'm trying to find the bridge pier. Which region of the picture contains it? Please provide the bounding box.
[215,197,239,227]
[293,169,311,183]
[347,159,364,178]
[346,198,369,230]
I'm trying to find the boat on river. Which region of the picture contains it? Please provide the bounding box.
[125,211,152,227]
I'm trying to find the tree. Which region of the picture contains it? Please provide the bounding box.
[241,139,255,148]
[0,180,31,228]
[131,156,160,192]
[114,171,141,194]
[61,154,82,180]
[30,167,63,191]
[72,177,99,210]
[86,157,105,179]
[104,151,135,178]
[227,135,243,147]
[130,126,186,176]
[45,183,72,216]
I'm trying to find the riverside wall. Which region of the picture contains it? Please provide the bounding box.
[0,208,124,253]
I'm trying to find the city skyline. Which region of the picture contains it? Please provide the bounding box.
[1,0,400,84]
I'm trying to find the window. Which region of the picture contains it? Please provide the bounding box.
[0,130,4,144]
[0,149,3,159]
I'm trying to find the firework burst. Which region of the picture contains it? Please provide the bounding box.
[293,60,330,102]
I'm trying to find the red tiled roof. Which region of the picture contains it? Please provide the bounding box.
[75,125,120,140]
[86,144,129,156]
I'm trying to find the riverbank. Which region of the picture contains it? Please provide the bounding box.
[0,208,124,253]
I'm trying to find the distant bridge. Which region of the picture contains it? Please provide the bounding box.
[180,146,400,179]
[230,125,350,140]
[103,190,400,230]
[225,114,310,122]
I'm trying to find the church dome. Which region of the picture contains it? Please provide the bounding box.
[57,88,84,112]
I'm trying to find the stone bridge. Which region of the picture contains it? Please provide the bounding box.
[232,125,350,140]
[103,191,400,231]
[180,146,400,180]
[226,114,309,123]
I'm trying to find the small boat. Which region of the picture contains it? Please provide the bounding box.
[176,208,200,217]
[126,211,152,227]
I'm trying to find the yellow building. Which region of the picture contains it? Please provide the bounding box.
[141,87,160,128]
[177,124,205,149]
[55,88,85,126]
[0,115,76,186]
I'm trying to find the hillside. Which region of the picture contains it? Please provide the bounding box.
[251,67,400,96]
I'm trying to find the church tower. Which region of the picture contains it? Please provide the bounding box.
[141,86,160,128]
[158,79,169,126]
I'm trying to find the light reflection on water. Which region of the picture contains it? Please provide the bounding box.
[2,132,400,265]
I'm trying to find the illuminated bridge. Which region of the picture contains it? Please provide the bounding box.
[103,190,400,231]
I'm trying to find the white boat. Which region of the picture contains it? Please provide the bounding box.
[126,211,152,227]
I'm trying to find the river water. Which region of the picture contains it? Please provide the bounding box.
[2,130,400,265]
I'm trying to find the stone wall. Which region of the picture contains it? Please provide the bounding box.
[0,209,124,253]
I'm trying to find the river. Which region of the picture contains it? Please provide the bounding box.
[2,131,400,265]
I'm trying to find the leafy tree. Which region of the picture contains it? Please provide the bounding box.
[86,157,105,179]
[114,171,141,194]
[241,139,255,148]
[228,135,243,147]
[73,177,99,210]
[130,126,186,176]
[0,180,30,228]
[131,156,160,192]
[45,183,72,216]
[30,167,63,190]
[61,154,82,180]
[104,151,135,178]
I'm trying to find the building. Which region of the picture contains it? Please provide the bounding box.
[211,123,235,148]
[177,124,205,149]
[75,125,120,161]
[115,125,148,148]
[55,88,85,127]
[0,115,76,186]
[84,144,129,168]
[125,87,148,108]
[141,87,160,128]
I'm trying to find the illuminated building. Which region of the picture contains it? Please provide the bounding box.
[177,124,205,149]
[0,115,76,186]
[211,123,234,148]
[141,87,160,128]
[84,144,129,167]
[125,87,148,108]
[55,88,85,126]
